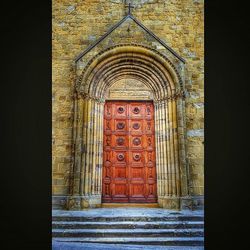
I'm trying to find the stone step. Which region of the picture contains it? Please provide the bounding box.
[52,215,204,222]
[52,221,204,229]
[53,237,204,246]
[52,228,204,238]
[102,203,160,208]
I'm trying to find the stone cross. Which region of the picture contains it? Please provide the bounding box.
[125,2,135,15]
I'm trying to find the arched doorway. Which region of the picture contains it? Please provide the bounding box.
[67,45,189,210]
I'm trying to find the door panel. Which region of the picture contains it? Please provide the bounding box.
[102,101,157,203]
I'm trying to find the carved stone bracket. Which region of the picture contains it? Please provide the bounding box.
[155,88,186,104]
[174,88,186,100]
[74,91,105,103]
[73,91,81,100]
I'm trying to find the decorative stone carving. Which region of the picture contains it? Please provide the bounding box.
[67,197,81,210]
[76,44,184,92]
[109,78,152,100]
[67,198,76,209]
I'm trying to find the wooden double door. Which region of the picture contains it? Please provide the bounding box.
[102,101,157,203]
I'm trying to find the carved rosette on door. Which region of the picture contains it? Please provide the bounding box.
[102,101,157,203]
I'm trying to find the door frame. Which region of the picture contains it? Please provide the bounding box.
[102,100,157,204]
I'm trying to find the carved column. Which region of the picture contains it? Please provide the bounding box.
[175,90,192,209]
[79,97,103,208]
[67,92,86,209]
[67,94,104,209]
[154,93,184,210]
[155,100,168,207]
[154,102,162,205]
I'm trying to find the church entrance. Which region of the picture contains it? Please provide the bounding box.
[68,45,188,210]
[102,101,157,203]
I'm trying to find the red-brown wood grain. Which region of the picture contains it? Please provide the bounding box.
[102,101,157,203]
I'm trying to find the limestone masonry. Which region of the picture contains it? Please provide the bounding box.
[52,0,204,209]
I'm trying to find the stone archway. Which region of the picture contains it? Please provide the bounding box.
[67,45,190,210]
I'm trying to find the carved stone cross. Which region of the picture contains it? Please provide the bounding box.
[125,2,135,15]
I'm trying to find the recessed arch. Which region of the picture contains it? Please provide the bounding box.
[68,44,189,210]
[77,45,184,97]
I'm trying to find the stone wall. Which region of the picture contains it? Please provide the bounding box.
[52,0,204,208]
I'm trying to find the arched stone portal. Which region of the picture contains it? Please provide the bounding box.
[67,45,190,210]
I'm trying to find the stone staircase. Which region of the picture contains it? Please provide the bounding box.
[52,209,204,247]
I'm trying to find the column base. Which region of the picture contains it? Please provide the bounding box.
[52,195,68,209]
[180,196,193,210]
[158,196,180,210]
[180,195,204,210]
[191,195,204,210]
[157,196,204,210]
[66,195,102,210]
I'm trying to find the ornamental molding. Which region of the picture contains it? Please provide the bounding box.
[74,92,105,103]
[155,89,186,103]
[75,43,184,92]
